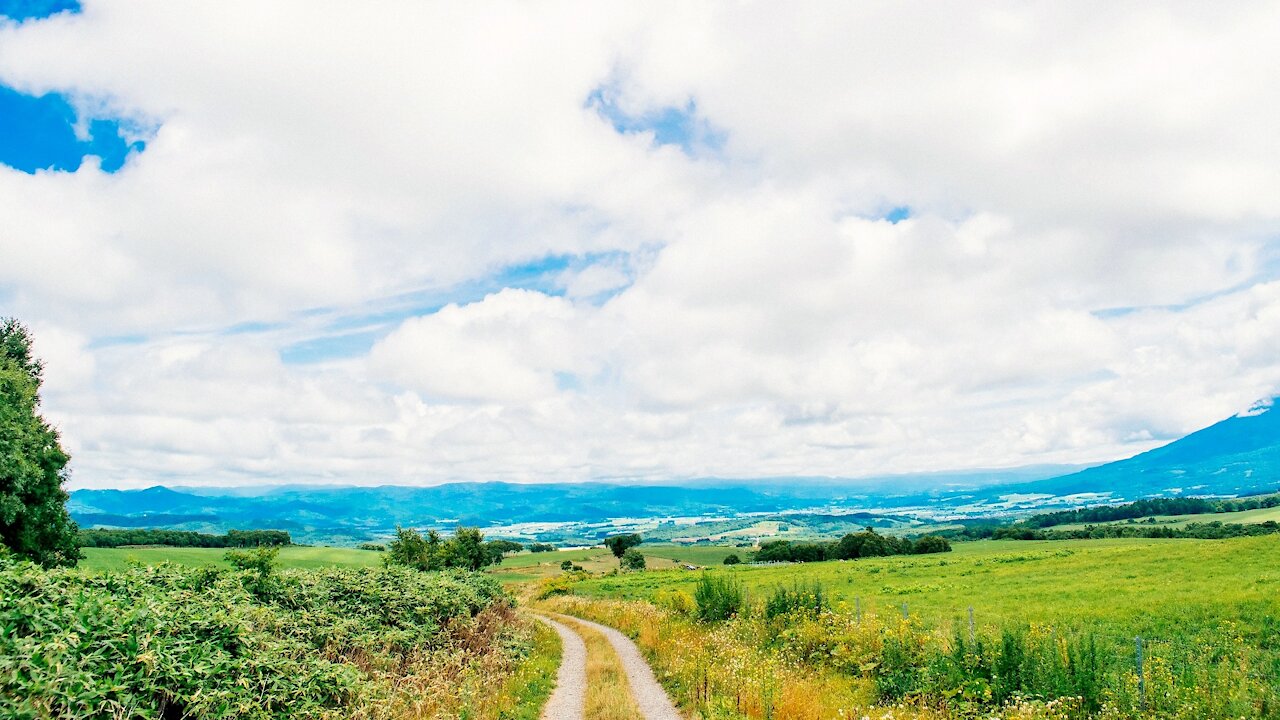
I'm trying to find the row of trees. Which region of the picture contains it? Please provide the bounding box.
[383,526,522,571]
[1021,494,1280,529]
[991,520,1280,541]
[78,528,292,548]
[754,528,951,563]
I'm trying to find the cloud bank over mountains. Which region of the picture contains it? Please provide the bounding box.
[2,2,1279,488]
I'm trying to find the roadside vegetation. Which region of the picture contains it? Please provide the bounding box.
[543,535,1280,719]
[0,546,551,719]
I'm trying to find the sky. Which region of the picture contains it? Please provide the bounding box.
[1,2,1279,490]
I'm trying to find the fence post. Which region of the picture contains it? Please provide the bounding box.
[902,602,909,620]
[1135,636,1146,710]
[855,596,861,622]
[968,606,975,646]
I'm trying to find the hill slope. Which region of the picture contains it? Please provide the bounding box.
[1018,398,1280,499]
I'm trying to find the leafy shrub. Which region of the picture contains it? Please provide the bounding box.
[763,581,828,619]
[383,525,511,571]
[693,573,744,622]
[722,554,741,565]
[224,545,280,596]
[225,545,279,573]
[621,548,646,571]
[654,589,695,615]
[911,534,951,554]
[0,551,511,719]
[536,570,589,599]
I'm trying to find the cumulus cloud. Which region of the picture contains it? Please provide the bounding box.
[1,2,1278,488]
[370,289,590,403]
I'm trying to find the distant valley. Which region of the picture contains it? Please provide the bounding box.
[69,398,1280,545]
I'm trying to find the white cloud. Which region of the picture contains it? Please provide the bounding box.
[369,289,589,403]
[1,2,1278,488]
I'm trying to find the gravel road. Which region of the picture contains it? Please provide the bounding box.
[567,616,683,720]
[535,615,586,720]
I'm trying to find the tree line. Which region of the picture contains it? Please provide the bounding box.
[383,526,522,571]
[1021,494,1280,529]
[753,527,951,563]
[983,520,1280,541]
[78,528,292,548]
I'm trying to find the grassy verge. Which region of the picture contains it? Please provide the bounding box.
[467,616,562,720]
[546,596,870,720]
[545,592,1277,719]
[539,536,1280,719]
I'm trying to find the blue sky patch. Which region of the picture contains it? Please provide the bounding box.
[0,0,79,21]
[279,330,384,365]
[279,252,628,364]
[884,206,911,223]
[0,84,145,173]
[587,86,725,155]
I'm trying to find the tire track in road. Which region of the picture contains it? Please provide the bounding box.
[534,615,587,720]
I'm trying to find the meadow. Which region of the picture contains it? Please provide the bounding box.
[539,535,1280,719]
[79,545,384,572]
[487,544,742,582]
[572,536,1280,637]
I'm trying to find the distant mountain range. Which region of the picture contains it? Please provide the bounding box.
[999,397,1280,500]
[68,398,1280,544]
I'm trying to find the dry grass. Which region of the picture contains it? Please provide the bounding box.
[556,615,644,720]
[355,604,556,720]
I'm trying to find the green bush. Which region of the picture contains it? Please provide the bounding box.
[911,534,951,554]
[693,573,744,622]
[0,550,508,718]
[621,548,646,571]
[722,554,741,565]
[762,581,827,619]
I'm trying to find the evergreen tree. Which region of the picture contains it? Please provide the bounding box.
[0,319,80,567]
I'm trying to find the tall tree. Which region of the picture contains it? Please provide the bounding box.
[603,533,642,558]
[0,319,80,567]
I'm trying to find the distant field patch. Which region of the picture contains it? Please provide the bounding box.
[488,544,739,583]
[1053,503,1280,531]
[79,545,384,572]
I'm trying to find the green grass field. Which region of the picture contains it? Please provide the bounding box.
[1052,503,1280,531]
[79,545,384,572]
[570,536,1280,642]
[488,544,744,582]
[79,542,739,580]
